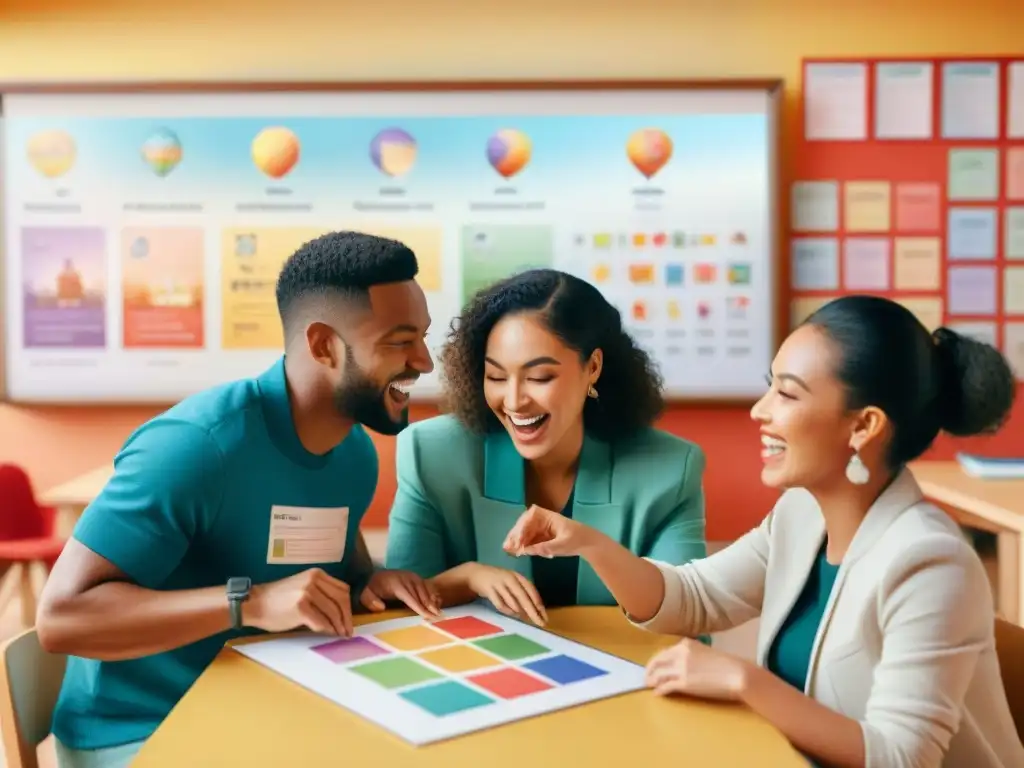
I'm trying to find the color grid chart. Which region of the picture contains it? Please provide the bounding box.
[233,604,646,745]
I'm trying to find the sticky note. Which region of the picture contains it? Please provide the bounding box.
[1006,208,1024,260]
[842,238,890,290]
[948,208,997,260]
[1005,267,1024,314]
[948,266,997,315]
[948,149,999,201]
[791,238,839,290]
[895,183,941,232]
[1004,323,1024,381]
[1007,148,1024,201]
[874,62,933,139]
[792,181,839,232]
[844,181,891,232]
[897,298,943,331]
[947,322,997,346]
[894,237,942,290]
[805,63,868,140]
[790,296,835,329]
[941,62,1000,139]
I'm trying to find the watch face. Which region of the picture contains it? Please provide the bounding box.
[227,577,250,595]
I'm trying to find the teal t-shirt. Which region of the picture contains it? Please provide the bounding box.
[51,357,379,751]
[766,544,840,692]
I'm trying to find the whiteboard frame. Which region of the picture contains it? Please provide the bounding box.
[0,79,783,406]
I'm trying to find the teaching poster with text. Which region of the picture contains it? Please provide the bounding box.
[2,90,777,402]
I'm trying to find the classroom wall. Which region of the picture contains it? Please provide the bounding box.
[1,0,1022,539]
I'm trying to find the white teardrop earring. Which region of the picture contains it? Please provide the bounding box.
[845,452,870,485]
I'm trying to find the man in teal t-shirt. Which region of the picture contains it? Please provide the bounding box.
[37,231,440,768]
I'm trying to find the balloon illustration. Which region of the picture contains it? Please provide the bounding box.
[370,127,417,177]
[486,129,531,179]
[251,127,300,179]
[26,130,77,179]
[626,128,673,179]
[141,128,182,177]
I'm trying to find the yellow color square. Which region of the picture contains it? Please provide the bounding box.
[894,237,941,290]
[844,181,891,232]
[417,644,502,673]
[373,625,451,651]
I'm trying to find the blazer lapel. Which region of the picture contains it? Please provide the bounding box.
[571,435,625,604]
[475,431,532,579]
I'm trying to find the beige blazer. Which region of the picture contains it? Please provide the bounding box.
[634,468,1024,767]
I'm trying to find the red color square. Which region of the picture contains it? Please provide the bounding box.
[468,667,553,699]
[432,616,503,640]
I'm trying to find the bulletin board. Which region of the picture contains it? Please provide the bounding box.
[0,80,782,404]
[791,57,1024,383]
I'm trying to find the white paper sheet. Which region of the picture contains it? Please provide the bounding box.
[941,62,1000,139]
[875,62,933,139]
[1009,62,1024,138]
[805,63,868,140]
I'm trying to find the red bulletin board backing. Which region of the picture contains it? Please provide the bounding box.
[792,56,1024,459]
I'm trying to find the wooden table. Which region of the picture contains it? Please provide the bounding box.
[132,607,806,768]
[38,465,112,538]
[910,460,1024,625]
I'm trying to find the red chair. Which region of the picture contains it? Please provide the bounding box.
[0,465,66,628]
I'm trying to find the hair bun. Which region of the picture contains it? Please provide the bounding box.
[932,327,1016,436]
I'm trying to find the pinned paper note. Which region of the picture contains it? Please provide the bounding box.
[1010,63,1024,139]
[948,149,999,201]
[791,238,839,290]
[948,208,997,260]
[843,238,890,290]
[791,181,839,231]
[941,62,1000,139]
[947,321,997,347]
[790,296,835,329]
[894,237,942,290]
[897,298,943,332]
[1007,148,1024,201]
[948,266,997,316]
[874,62,933,139]
[1005,267,1024,314]
[1006,207,1024,260]
[844,181,891,232]
[1005,323,1024,381]
[805,63,868,140]
[895,183,941,232]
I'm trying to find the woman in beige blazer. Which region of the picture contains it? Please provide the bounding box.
[503,296,1024,768]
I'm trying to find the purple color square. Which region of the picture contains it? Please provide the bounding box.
[523,654,608,685]
[311,636,390,664]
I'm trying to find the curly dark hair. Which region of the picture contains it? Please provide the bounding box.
[440,269,664,442]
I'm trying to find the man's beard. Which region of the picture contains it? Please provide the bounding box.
[333,357,410,436]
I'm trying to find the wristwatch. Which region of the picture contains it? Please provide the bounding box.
[226,577,252,629]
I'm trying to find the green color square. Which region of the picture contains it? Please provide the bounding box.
[472,633,549,660]
[948,148,999,201]
[349,656,441,689]
[400,680,494,716]
[460,225,555,305]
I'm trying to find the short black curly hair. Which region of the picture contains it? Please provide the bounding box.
[275,230,418,340]
[440,269,664,442]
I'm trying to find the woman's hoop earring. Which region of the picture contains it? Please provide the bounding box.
[587,385,599,399]
[845,452,870,485]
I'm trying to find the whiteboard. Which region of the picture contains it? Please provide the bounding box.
[0,84,780,403]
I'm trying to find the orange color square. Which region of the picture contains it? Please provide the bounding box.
[468,667,553,699]
[628,264,655,283]
[631,233,646,247]
[631,300,647,321]
[372,625,451,651]
[417,645,503,673]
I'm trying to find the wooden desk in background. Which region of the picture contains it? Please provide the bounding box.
[38,465,113,538]
[132,607,806,768]
[910,461,1024,626]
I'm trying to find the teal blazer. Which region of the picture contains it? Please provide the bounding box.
[384,414,707,606]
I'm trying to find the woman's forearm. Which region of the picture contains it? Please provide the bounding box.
[427,563,479,608]
[579,531,667,622]
[741,663,866,768]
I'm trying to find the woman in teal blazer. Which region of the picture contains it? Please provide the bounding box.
[385,268,707,623]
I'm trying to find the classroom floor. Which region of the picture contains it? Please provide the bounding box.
[0,536,999,768]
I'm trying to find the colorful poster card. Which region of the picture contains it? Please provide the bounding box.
[347,226,443,292]
[842,237,889,290]
[1005,266,1024,314]
[895,183,941,233]
[844,181,891,232]
[21,227,106,349]
[122,228,205,349]
[220,228,327,350]
[874,62,933,139]
[947,265,997,316]
[791,181,839,232]
[897,297,943,331]
[948,149,999,201]
[791,238,839,290]
[460,225,555,304]
[1005,323,1024,380]
[948,208,997,260]
[894,237,942,290]
[804,63,868,141]
[940,62,1000,139]
[1006,207,1024,260]
[947,321,997,347]
[1006,148,1024,201]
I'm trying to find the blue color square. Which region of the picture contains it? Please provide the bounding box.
[665,263,684,285]
[523,654,608,685]
[399,680,494,717]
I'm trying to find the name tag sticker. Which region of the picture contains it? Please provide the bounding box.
[266,505,349,565]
